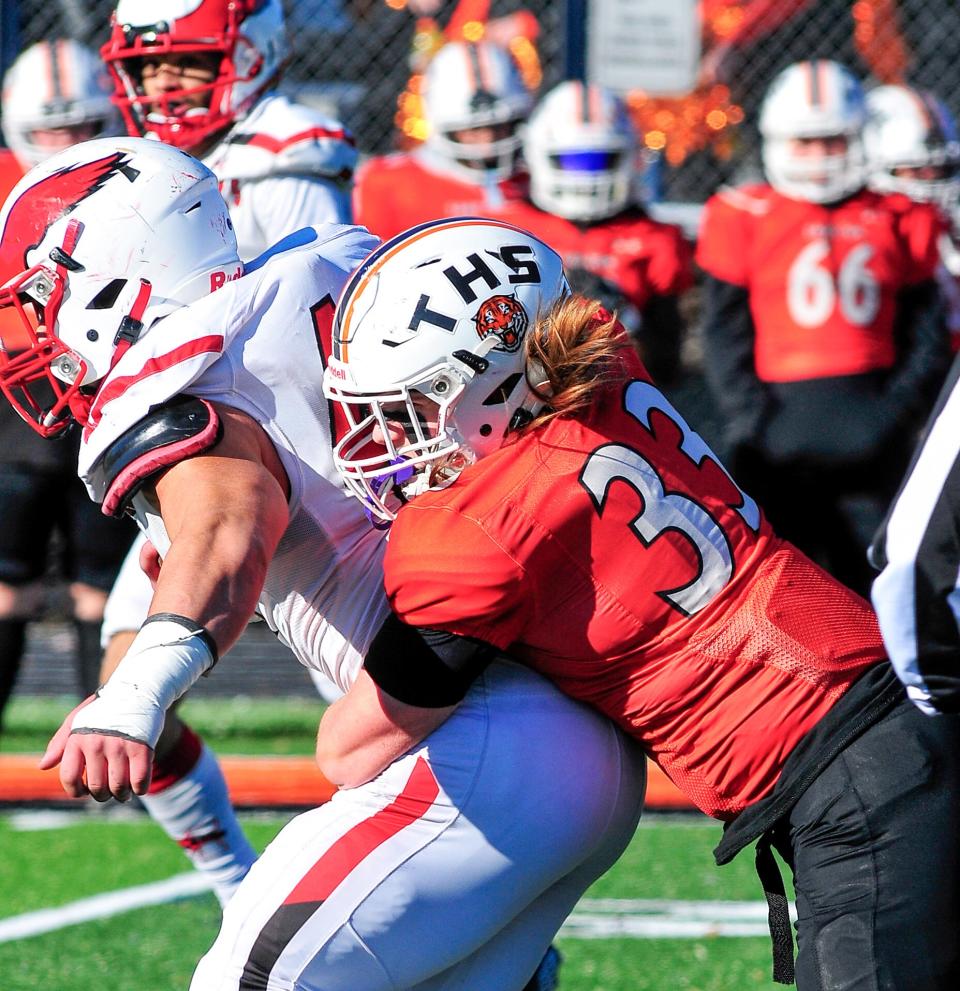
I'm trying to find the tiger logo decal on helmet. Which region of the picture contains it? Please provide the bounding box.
[473,293,528,352]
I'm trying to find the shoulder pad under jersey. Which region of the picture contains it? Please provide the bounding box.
[89,395,222,518]
[208,92,358,184]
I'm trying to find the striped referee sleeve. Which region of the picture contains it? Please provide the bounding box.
[871,356,960,714]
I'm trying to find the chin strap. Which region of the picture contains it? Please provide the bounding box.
[110,278,153,369]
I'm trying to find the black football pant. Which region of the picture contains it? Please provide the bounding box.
[772,700,960,990]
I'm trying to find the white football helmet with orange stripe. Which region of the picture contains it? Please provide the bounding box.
[863,84,960,210]
[1,40,119,169]
[760,59,867,203]
[0,136,240,436]
[524,81,639,222]
[324,218,568,520]
[422,41,533,181]
[101,0,287,153]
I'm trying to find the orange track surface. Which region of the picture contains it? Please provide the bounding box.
[0,754,694,809]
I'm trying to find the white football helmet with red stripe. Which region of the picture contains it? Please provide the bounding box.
[0,137,240,436]
[760,60,867,203]
[101,0,287,153]
[524,81,639,222]
[863,84,960,210]
[422,41,533,181]
[324,218,568,521]
[1,40,119,169]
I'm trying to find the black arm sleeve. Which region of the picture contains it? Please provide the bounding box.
[700,274,772,446]
[638,293,684,385]
[363,612,500,707]
[884,278,951,424]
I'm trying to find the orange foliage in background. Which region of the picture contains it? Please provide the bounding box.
[852,0,911,83]
[387,0,914,166]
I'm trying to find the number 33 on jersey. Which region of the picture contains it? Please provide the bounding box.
[695,183,944,382]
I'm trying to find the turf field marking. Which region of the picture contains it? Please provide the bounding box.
[0,872,211,943]
[563,898,796,938]
[0,875,794,944]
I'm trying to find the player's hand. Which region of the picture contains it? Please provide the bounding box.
[39,696,155,802]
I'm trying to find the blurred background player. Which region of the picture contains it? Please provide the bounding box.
[353,38,532,241]
[864,82,960,353]
[696,59,950,597]
[0,38,134,736]
[93,0,357,906]
[505,80,692,385]
[100,0,357,258]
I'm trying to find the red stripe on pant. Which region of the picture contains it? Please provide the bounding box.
[238,755,440,989]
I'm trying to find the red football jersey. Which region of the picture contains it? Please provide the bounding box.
[0,149,25,278]
[384,348,886,818]
[492,198,693,310]
[353,152,527,243]
[0,149,28,349]
[696,183,944,382]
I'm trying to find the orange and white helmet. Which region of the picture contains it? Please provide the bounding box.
[1,40,119,169]
[760,60,867,203]
[324,217,568,521]
[863,84,960,210]
[422,41,533,182]
[524,81,639,222]
[101,0,287,153]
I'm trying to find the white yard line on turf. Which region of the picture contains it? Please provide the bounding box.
[562,897,797,939]
[0,879,795,944]
[0,872,212,943]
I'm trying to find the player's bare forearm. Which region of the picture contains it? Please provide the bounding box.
[151,405,289,654]
[316,669,457,788]
[44,405,290,803]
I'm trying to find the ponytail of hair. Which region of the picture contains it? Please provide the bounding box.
[524,294,630,427]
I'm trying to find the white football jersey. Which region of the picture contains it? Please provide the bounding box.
[205,92,358,259]
[79,225,388,692]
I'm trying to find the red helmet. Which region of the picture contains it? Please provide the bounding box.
[101,0,287,153]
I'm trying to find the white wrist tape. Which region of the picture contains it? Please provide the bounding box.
[70,614,218,749]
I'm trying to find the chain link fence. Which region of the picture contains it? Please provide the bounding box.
[5,1,960,204]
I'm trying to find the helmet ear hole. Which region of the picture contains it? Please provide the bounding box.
[86,279,128,310]
[481,372,524,407]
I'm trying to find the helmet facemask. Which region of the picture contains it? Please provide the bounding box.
[422,41,532,183]
[759,61,868,204]
[0,224,155,436]
[524,81,640,222]
[0,137,241,437]
[0,263,85,436]
[1,39,120,169]
[762,134,866,204]
[324,218,567,523]
[328,332,539,522]
[864,84,960,212]
[101,0,285,154]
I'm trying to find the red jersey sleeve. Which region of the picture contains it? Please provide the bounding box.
[893,197,946,285]
[645,222,695,297]
[695,186,761,286]
[384,504,529,650]
[352,156,406,241]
